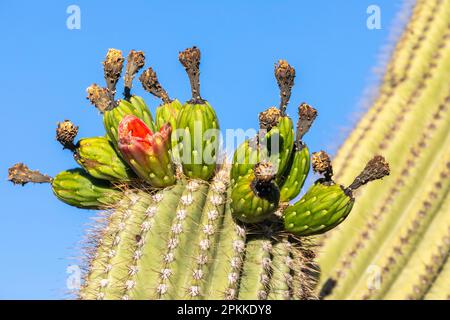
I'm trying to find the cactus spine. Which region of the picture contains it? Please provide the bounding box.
[317,0,450,300]
[9,45,389,300]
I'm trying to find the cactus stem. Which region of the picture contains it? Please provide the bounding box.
[274,60,296,116]
[123,50,145,99]
[103,48,124,102]
[86,84,113,113]
[130,183,185,299]
[156,183,209,299]
[80,191,137,299]
[56,120,78,152]
[295,103,317,148]
[238,238,273,300]
[179,46,204,104]
[268,240,293,300]
[290,239,318,299]
[258,107,281,131]
[347,155,390,193]
[8,163,52,185]
[187,176,228,299]
[139,67,171,104]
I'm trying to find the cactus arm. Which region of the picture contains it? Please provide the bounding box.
[323,90,450,299]
[383,193,450,300]
[320,0,449,264]
[268,240,292,300]
[333,0,443,184]
[318,5,450,280]
[128,183,185,299]
[424,247,450,300]
[238,239,272,300]
[346,154,450,299]
[159,182,210,299]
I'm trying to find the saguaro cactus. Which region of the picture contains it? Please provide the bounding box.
[317,0,450,300]
[8,47,389,300]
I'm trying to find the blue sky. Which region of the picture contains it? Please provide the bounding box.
[0,0,405,299]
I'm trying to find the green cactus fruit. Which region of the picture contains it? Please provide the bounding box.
[75,137,135,182]
[284,153,390,236]
[279,146,310,202]
[231,162,280,223]
[230,137,265,185]
[263,112,295,179]
[284,181,354,236]
[176,47,220,180]
[156,99,183,131]
[231,60,297,186]
[279,103,318,202]
[118,115,176,188]
[52,169,121,209]
[55,120,134,182]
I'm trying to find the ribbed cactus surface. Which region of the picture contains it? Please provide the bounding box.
[318,0,450,300]
[9,45,389,300]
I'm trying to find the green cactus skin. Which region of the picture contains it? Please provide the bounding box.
[8,45,391,300]
[267,240,293,300]
[279,145,310,202]
[317,0,450,300]
[175,101,220,180]
[238,238,273,299]
[155,99,183,131]
[52,169,121,209]
[103,97,156,149]
[266,116,295,179]
[284,182,354,236]
[75,136,135,182]
[230,138,264,185]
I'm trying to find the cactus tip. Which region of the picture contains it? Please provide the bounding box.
[179,46,203,103]
[139,67,171,104]
[296,103,318,144]
[312,151,333,180]
[275,59,296,114]
[259,107,281,131]
[56,120,78,151]
[103,48,124,95]
[348,155,390,191]
[253,162,276,183]
[86,84,113,113]
[8,163,52,186]
[124,50,145,98]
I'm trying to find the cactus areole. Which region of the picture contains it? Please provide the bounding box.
[8,47,389,300]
